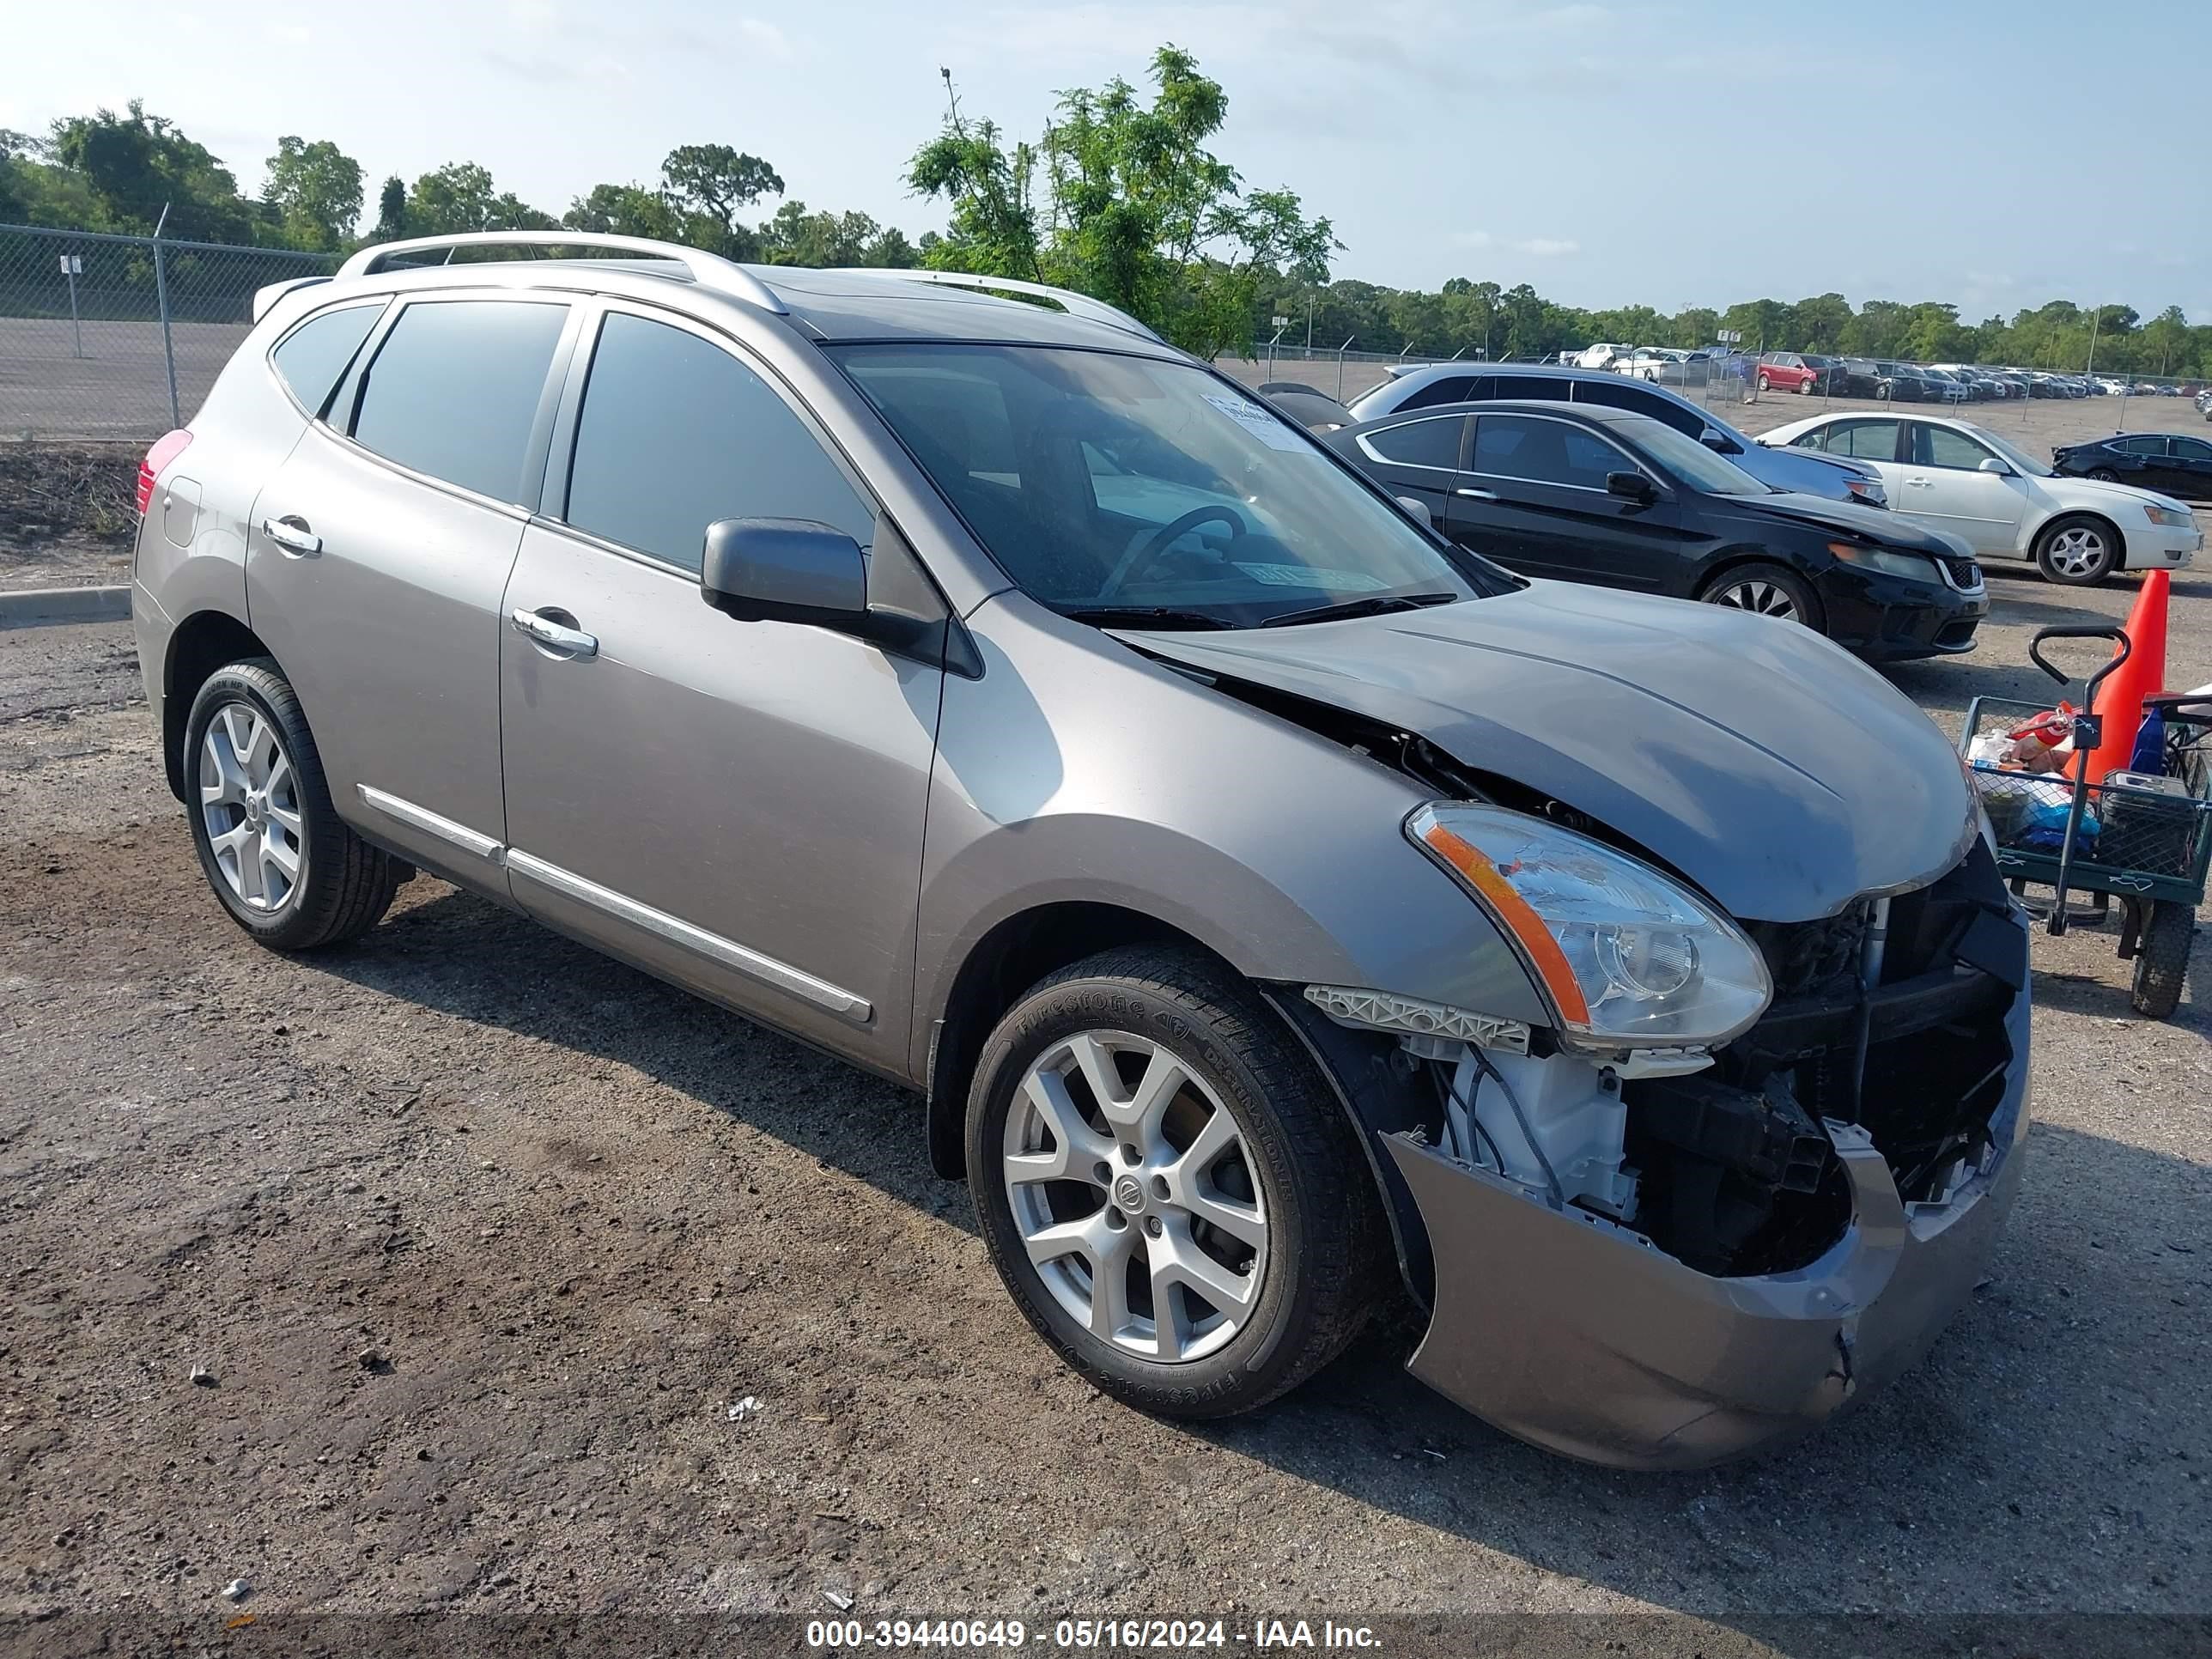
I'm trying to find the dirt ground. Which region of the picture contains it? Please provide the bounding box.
[3,538,2210,1656]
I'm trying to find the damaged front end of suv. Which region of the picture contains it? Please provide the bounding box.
[1132,588,2030,1470]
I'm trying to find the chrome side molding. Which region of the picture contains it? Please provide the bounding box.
[504,849,872,1023]
[352,785,870,1023]
[356,784,502,860]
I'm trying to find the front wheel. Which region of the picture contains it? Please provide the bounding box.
[1699,561,1824,634]
[965,945,1388,1419]
[2033,515,2118,585]
[2131,901,2194,1018]
[184,660,404,950]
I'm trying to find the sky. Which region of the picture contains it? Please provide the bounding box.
[7,0,2209,322]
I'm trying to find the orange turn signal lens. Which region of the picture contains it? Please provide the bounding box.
[1415,817,1594,1027]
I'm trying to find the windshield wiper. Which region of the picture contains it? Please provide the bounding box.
[1257,592,1460,629]
[1060,605,1234,630]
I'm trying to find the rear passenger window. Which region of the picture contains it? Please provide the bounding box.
[270,302,385,417]
[350,300,568,505]
[1826,420,1899,461]
[1570,376,1701,436]
[1397,375,1477,411]
[1488,375,1568,402]
[563,312,872,573]
[1363,416,1462,469]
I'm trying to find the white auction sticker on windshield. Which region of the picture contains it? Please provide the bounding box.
[1204,392,1310,451]
[1233,562,1386,592]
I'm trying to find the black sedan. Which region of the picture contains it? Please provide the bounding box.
[2051,432,2212,501]
[1329,400,1987,662]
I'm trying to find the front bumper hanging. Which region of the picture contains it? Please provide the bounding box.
[1382,987,2031,1471]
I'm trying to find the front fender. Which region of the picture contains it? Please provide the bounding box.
[911,594,1547,1080]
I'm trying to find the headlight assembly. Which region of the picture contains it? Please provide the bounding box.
[1826,540,1941,580]
[2142,502,2193,528]
[1407,803,1772,1049]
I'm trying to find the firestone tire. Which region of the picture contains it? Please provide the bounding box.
[2131,901,2194,1018]
[183,659,404,951]
[964,945,1389,1420]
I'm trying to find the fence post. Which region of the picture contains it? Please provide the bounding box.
[1335,337,1353,401]
[152,205,182,428]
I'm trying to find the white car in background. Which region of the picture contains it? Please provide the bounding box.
[1759,410,2201,584]
[1574,342,1635,369]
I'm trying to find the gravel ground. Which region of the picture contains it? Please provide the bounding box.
[3,543,2209,1656]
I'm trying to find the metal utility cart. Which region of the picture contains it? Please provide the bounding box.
[1960,624,2212,1018]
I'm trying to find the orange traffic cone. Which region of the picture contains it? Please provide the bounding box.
[2084,569,2171,784]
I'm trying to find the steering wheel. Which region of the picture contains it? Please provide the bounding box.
[1097,505,1247,599]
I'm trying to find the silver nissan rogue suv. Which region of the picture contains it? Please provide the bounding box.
[131,231,2030,1470]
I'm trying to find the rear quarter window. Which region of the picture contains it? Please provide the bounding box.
[269,302,386,417]
[1397,374,1478,411]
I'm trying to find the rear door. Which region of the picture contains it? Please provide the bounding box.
[1446,411,1681,590]
[1346,413,1468,523]
[246,292,577,886]
[2165,435,2212,499]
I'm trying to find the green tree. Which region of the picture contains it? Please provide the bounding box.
[404,162,555,234]
[660,144,783,253]
[370,174,407,242]
[562,181,688,240]
[908,72,1041,281]
[46,100,251,240]
[908,49,1335,356]
[262,136,362,250]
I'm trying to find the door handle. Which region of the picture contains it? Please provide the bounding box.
[510,607,599,659]
[1455,487,1499,501]
[261,515,321,557]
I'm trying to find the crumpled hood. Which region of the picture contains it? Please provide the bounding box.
[1121,583,1977,922]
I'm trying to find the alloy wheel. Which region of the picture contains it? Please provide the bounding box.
[1002,1030,1268,1364]
[1708,579,1801,622]
[2044,526,2108,580]
[198,700,306,912]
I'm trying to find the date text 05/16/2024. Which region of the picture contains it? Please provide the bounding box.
[805,1618,1384,1650]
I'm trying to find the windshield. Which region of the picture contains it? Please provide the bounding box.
[1965,422,2055,477]
[835,343,1492,626]
[1629,419,1772,495]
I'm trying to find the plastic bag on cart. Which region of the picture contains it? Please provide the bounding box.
[1973,770,2098,852]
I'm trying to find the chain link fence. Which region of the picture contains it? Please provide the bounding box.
[1,222,337,442]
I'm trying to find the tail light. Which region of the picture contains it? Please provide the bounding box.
[136,429,193,516]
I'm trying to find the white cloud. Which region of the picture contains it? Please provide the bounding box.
[1513,237,1580,256]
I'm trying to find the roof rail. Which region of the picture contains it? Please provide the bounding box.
[839,268,1166,346]
[334,231,788,314]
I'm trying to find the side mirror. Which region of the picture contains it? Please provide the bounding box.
[1395,495,1433,526]
[1977,457,2014,476]
[1699,432,1737,453]
[701,518,867,625]
[1606,471,1656,502]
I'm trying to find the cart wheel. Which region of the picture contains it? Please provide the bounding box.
[2130,900,2196,1018]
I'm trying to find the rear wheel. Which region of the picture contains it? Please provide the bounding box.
[2130,901,2194,1018]
[184,660,404,951]
[1699,562,1824,634]
[2087,467,2120,483]
[2033,515,2118,585]
[965,945,1387,1419]
[1757,372,1772,392]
